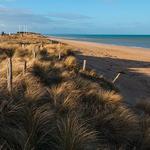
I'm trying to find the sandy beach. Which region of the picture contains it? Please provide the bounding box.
[50,37,150,104]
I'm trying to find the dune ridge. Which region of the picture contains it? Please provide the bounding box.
[50,37,150,104]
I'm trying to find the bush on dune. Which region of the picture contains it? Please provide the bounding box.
[0,46,7,61]
[15,48,31,59]
[47,75,121,117]
[0,100,55,150]
[0,99,27,150]
[48,76,141,149]
[37,48,49,60]
[49,82,75,107]
[77,89,122,117]
[31,61,62,87]
[48,78,125,148]
[13,73,53,107]
[52,115,97,150]
[79,70,118,92]
[22,104,55,150]
[64,56,77,68]
[0,47,15,58]
[61,46,75,57]
[0,73,51,104]
[94,106,140,149]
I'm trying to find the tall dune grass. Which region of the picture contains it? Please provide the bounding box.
[0,33,149,150]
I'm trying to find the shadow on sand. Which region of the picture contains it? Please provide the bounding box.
[76,53,150,104]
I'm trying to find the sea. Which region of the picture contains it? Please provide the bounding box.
[50,34,150,49]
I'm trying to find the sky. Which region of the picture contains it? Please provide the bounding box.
[0,0,150,34]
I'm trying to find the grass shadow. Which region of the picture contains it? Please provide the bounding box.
[76,53,150,104]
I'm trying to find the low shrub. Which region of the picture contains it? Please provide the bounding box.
[64,56,77,68]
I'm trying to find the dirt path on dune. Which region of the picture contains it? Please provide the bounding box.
[51,37,150,104]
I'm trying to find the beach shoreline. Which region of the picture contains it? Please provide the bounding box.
[49,35,150,51]
[49,36,150,104]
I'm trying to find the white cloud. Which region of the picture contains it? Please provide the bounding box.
[0,6,92,33]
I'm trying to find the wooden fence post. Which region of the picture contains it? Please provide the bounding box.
[3,48,15,92]
[7,57,12,92]
[58,52,61,60]
[83,60,87,71]
[22,44,25,49]
[40,43,44,50]
[33,46,36,59]
[112,73,121,83]
[23,60,27,75]
[58,43,61,60]
[33,49,36,59]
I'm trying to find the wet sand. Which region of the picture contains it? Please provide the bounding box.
[50,37,150,104]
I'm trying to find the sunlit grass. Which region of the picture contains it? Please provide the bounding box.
[0,33,149,150]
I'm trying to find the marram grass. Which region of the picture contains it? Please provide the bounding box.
[0,33,149,150]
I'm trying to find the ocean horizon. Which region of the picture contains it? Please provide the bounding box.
[49,34,150,49]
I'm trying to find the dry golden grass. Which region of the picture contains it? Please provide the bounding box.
[0,33,149,150]
[54,115,97,150]
[44,43,57,53]
[59,45,75,56]
[64,56,77,67]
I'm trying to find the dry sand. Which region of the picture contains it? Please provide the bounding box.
[50,37,150,104]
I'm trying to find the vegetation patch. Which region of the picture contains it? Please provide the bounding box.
[0,33,149,150]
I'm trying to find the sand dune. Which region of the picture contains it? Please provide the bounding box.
[50,37,150,104]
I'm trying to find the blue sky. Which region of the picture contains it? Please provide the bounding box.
[0,0,150,34]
